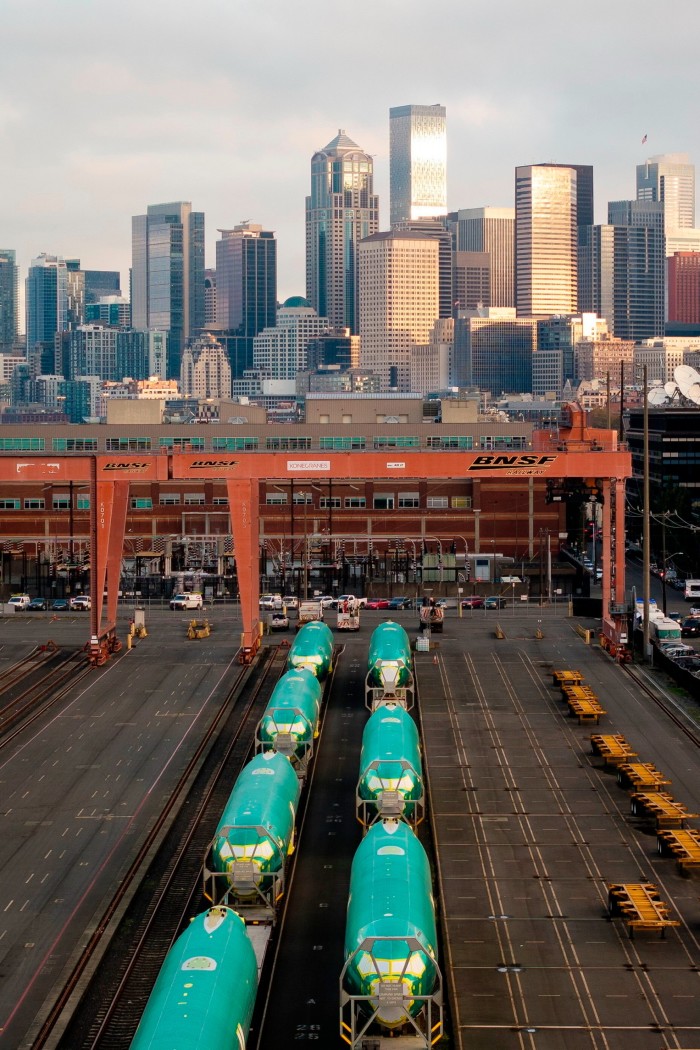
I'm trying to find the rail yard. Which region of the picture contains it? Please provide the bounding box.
[0,604,698,1050]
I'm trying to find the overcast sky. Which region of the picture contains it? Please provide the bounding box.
[2,0,699,312]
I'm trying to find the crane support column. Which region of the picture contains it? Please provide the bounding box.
[615,479,626,606]
[601,477,612,635]
[89,461,129,665]
[227,477,262,662]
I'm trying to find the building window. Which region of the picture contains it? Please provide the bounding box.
[130,497,153,509]
[52,496,71,510]
[24,498,45,510]
[0,437,45,450]
[373,436,419,449]
[184,493,205,505]
[212,437,259,451]
[293,492,313,505]
[106,437,152,451]
[398,492,420,509]
[427,497,448,509]
[319,436,366,450]
[479,435,527,450]
[451,496,473,509]
[265,436,312,451]
[159,494,181,505]
[158,437,205,450]
[52,438,98,451]
[427,435,474,450]
[0,498,20,509]
[373,495,395,510]
[77,496,90,509]
[266,492,288,504]
[212,496,229,505]
[344,496,366,509]
[319,497,342,509]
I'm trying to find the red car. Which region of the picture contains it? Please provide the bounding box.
[365,598,391,609]
[461,596,485,609]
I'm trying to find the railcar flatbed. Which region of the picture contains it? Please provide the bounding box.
[607,882,681,938]
[590,733,638,766]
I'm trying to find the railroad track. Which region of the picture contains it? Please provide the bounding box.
[623,662,700,749]
[44,642,290,1050]
[0,644,55,697]
[0,649,92,748]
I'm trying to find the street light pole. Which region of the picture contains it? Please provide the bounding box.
[642,365,651,659]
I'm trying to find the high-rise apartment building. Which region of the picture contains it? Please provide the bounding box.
[131,201,205,378]
[68,326,119,381]
[515,165,578,317]
[253,298,329,381]
[453,207,515,308]
[25,254,68,366]
[389,105,447,227]
[637,153,695,230]
[306,131,378,333]
[358,231,439,391]
[0,249,18,350]
[668,252,700,324]
[180,333,231,399]
[84,270,121,304]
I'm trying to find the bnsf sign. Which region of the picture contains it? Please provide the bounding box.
[468,454,559,474]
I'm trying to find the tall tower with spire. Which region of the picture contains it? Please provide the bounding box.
[306,130,379,333]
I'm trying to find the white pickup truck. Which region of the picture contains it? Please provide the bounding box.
[337,594,367,609]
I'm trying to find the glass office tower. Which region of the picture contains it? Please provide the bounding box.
[306,130,379,334]
[390,104,447,227]
[637,153,695,230]
[131,201,205,378]
[0,249,18,350]
[515,165,578,316]
[25,254,68,355]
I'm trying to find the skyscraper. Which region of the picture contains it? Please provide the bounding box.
[216,222,277,367]
[131,201,205,378]
[667,252,700,324]
[180,333,231,399]
[637,153,695,230]
[578,200,665,340]
[541,164,594,227]
[453,207,515,308]
[0,249,18,351]
[358,231,439,391]
[515,165,578,316]
[25,254,68,368]
[306,131,378,333]
[390,105,447,227]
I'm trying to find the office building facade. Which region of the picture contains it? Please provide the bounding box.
[253,298,329,381]
[216,223,277,376]
[453,207,515,308]
[358,231,439,392]
[668,252,700,324]
[637,153,695,230]
[181,333,232,400]
[389,105,447,227]
[0,249,18,351]
[131,201,205,378]
[306,131,378,334]
[515,166,578,317]
[455,310,537,394]
[25,254,68,365]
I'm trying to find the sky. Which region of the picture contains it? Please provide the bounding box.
[2,0,699,315]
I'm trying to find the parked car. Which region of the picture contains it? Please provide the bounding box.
[671,655,700,671]
[681,618,700,637]
[259,593,282,610]
[318,595,337,609]
[690,606,700,617]
[170,593,203,611]
[484,595,507,609]
[657,642,694,658]
[70,595,92,610]
[51,598,70,612]
[461,596,485,609]
[388,596,412,610]
[337,594,367,609]
[365,598,390,610]
[27,597,48,611]
[282,596,299,610]
[269,611,290,631]
[666,610,683,623]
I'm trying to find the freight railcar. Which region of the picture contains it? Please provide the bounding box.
[340,820,442,1045]
[357,703,424,828]
[256,667,322,775]
[286,620,334,679]
[130,905,257,1050]
[204,750,301,914]
[365,621,414,709]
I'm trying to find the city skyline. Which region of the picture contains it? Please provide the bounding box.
[1,0,698,309]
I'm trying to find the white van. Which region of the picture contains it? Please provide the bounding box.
[8,594,31,610]
[684,579,700,601]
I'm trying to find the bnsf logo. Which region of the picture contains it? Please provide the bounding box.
[468,454,558,470]
[102,462,150,472]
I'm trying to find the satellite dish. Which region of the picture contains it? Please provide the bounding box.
[664,381,678,397]
[673,364,700,397]
[647,388,668,406]
[687,382,700,405]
